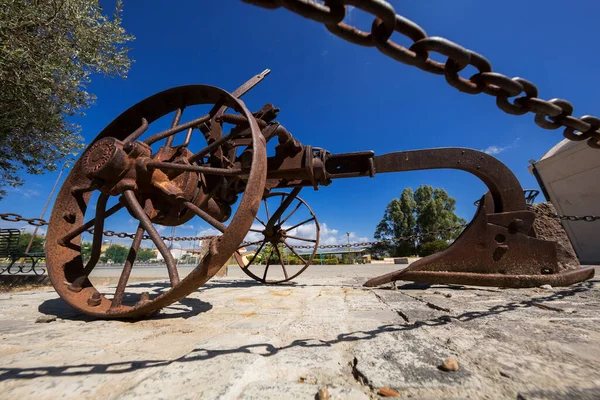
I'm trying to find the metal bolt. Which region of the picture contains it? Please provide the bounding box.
[63,212,76,224]
[87,292,102,307]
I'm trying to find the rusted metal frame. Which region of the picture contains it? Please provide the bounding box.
[45,84,267,319]
[144,114,212,146]
[84,194,109,271]
[111,218,146,309]
[204,69,271,123]
[123,190,180,287]
[182,201,227,233]
[372,148,526,213]
[188,130,240,164]
[197,69,272,163]
[58,201,125,246]
[123,118,149,144]
[146,161,244,176]
[165,108,184,147]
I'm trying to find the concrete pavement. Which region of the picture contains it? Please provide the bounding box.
[0,264,599,399]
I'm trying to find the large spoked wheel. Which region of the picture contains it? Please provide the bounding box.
[234,189,320,284]
[46,85,266,318]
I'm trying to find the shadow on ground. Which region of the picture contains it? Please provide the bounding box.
[38,296,213,322]
[6,281,593,383]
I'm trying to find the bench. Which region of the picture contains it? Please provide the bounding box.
[0,229,46,275]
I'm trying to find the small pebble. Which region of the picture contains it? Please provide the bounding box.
[317,386,330,400]
[540,284,553,290]
[444,293,452,298]
[499,370,511,378]
[35,315,56,323]
[440,357,459,372]
[378,387,400,397]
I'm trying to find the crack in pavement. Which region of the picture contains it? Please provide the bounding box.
[371,290,410,323]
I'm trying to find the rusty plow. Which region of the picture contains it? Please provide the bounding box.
[42,71,594,319]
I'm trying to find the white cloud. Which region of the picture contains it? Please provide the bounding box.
[482,138,521,156]
[482,145,508,155]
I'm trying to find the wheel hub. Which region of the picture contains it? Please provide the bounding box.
[264,226,285,244]
[81,137,203,226]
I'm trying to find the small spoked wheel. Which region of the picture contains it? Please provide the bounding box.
[234,189,320,284]
[45,85,267,318]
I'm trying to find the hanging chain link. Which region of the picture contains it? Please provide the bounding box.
[242,0,600,149]
[288,224,467,249]
[1,209,597,250]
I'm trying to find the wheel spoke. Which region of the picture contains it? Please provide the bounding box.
[284,235,317,243]
[264,199,270,221]
[165,108,183,147]
[283,242,307,264]
[182,201,226,233]
[238,240,263,249]
[146,161,244,176]
[249,228,263,234]
[145,113,212,146]
[188,130,239,164]
[263,247,273,281]
[111,219,146,309]
[266,187,301,230]
[59,201,125,245]
[123,118,149,144]
[274,245,289,280]
[123,191,180,287]
[84,194,109,271]
[243,241,266,267]
[285,216,316,233]
[279,201,303,227]
[255,216,267,228]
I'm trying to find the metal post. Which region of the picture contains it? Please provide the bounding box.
[346,232,351,265]
[25,161,70,253]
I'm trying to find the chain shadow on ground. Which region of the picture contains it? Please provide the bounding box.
[4,280,594,382]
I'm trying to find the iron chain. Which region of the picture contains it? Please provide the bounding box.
[242,0,600,149]
[531,211,600,222]
[289,224,467,249]
[1,210,597,250]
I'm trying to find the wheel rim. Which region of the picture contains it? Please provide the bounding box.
[234,191,320,284]
[45,85,266,318]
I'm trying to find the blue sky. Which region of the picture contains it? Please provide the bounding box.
[2,0,600,247]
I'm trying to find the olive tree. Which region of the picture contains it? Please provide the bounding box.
[0,0,134,198]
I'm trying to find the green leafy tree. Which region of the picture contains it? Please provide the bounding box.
[373,185,466,257]
[100,244,128,264]
[17,233,45,254]
[0,0,134,198]
[137,248,157,262]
